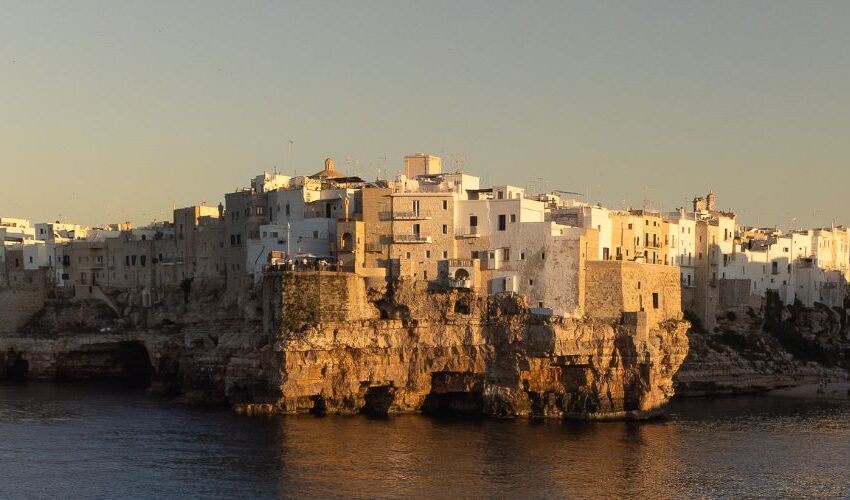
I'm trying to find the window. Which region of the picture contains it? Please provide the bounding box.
[541,252,545,260]
[425,250,431,259]
[285,204,290,216]
[313,231,319,239]
[28,256,33,263]
[442,200,448,210]
[503,248,510,261]
[237,234,242,246]
[529,279,534,286]
[470,215,478,227]
[510,214,516,223]
[442,224,448,235]
[413,224,420,236]
[520,252,525,260]
[498,215,506,231]
[413,200,420,214]
[652,293,659,309]
[423,270,428,280]
[405,252,411,259]
[442,251,448,259]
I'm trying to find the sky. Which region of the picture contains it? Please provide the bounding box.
[1,0,849,229]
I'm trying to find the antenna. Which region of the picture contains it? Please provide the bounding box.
[376,153,388,181]
[446,152,466,172]
[287,139,294,171]
[345,157,362,179]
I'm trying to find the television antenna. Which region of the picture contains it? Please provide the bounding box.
[446,152,467,172]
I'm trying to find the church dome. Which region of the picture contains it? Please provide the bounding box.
[312,157,345,179]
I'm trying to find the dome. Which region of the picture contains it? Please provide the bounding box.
[312,157,345,179]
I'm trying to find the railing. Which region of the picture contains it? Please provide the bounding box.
[379,210,433,220]
[448,278,472,289]
[448,258,474,267]
[393,234,431,244]
[365,243,383,253]
[456,227,480,238]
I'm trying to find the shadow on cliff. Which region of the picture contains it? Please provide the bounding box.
[53,341,154,387]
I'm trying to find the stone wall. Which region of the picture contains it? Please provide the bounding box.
[278,271,378,329]
[0,286,46,335]
[718,278,754,310]
[585,261,682,324]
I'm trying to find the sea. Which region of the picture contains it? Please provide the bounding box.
[1,383,848,498]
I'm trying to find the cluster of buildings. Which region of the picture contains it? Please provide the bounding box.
[3,153,849,330]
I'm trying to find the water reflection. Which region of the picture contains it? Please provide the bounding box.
[1,384,849,498]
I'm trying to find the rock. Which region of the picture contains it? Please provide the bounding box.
[1,273,690,420]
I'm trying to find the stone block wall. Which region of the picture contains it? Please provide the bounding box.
[585,261,682,324]
[275,271,378,332]
[0,287,47,335]
[718,278,753,310]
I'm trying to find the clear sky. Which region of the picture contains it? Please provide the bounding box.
[2,1,848,229]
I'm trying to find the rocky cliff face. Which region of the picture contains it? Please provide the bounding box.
[0,280,277,407]
[250,273,689,419]
[675,292,850,395]
[1,272,690,420]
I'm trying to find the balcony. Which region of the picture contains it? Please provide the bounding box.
[447,278,472,289]
[379,210,433,221]
[457,227,480,238]
[365,243,383,253]
[393,234,431,244]
[448,258,474,267]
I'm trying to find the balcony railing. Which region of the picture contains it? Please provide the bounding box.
[365,243,383,253]
[393,234,432,244]
[456,227,480,238]
[448,258,474,267]
[379,210,433,220]
[448,278,472,289]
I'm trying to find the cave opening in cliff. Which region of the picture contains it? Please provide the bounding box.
[360,386,396,416]
[55,341,154,388]
[422,372,484,416]
[309,395,327,416]
[6,356,29,381]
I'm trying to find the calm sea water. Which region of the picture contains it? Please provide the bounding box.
[1,383,849,499]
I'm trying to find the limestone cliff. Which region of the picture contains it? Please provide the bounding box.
[1,272,689,420]
[250,272,689,419]
[675,292,850,395]
[0,280,277,407]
